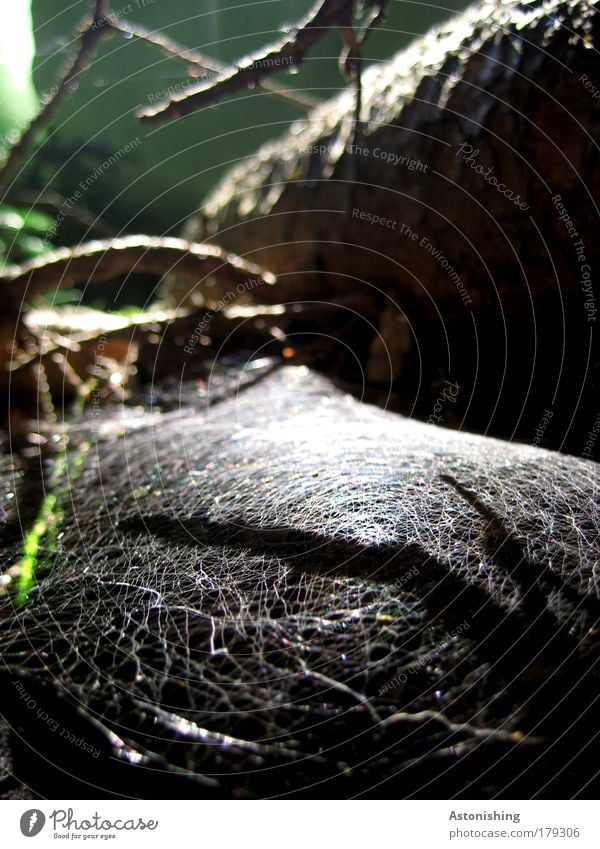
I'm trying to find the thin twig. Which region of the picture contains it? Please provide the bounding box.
[132,698,316,762]
[108,18,320,112]
[0,0,112,199]
[302,664,382,724]
[382,709,543,745]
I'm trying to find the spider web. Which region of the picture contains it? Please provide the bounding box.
[0,366,598,798]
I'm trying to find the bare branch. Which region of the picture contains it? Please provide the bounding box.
[382,709,543,746]
[108,18,319,112]
[137,0,347,124]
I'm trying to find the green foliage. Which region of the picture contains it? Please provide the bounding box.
[15,440,90,604]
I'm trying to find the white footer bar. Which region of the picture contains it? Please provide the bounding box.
[0,800,597,848]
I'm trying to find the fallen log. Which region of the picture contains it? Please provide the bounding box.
[191,0,600,312]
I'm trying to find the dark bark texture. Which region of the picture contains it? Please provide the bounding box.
[1,367,599,799]
[190,0,600,306]
[184,0,600,454]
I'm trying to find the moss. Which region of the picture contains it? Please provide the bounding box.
[15,440,90,604]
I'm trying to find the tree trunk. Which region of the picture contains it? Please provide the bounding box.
[1,367,599,798]
[190,0,599,308]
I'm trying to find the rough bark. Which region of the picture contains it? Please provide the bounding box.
[183,0,600,452]
[189,0,600,311]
